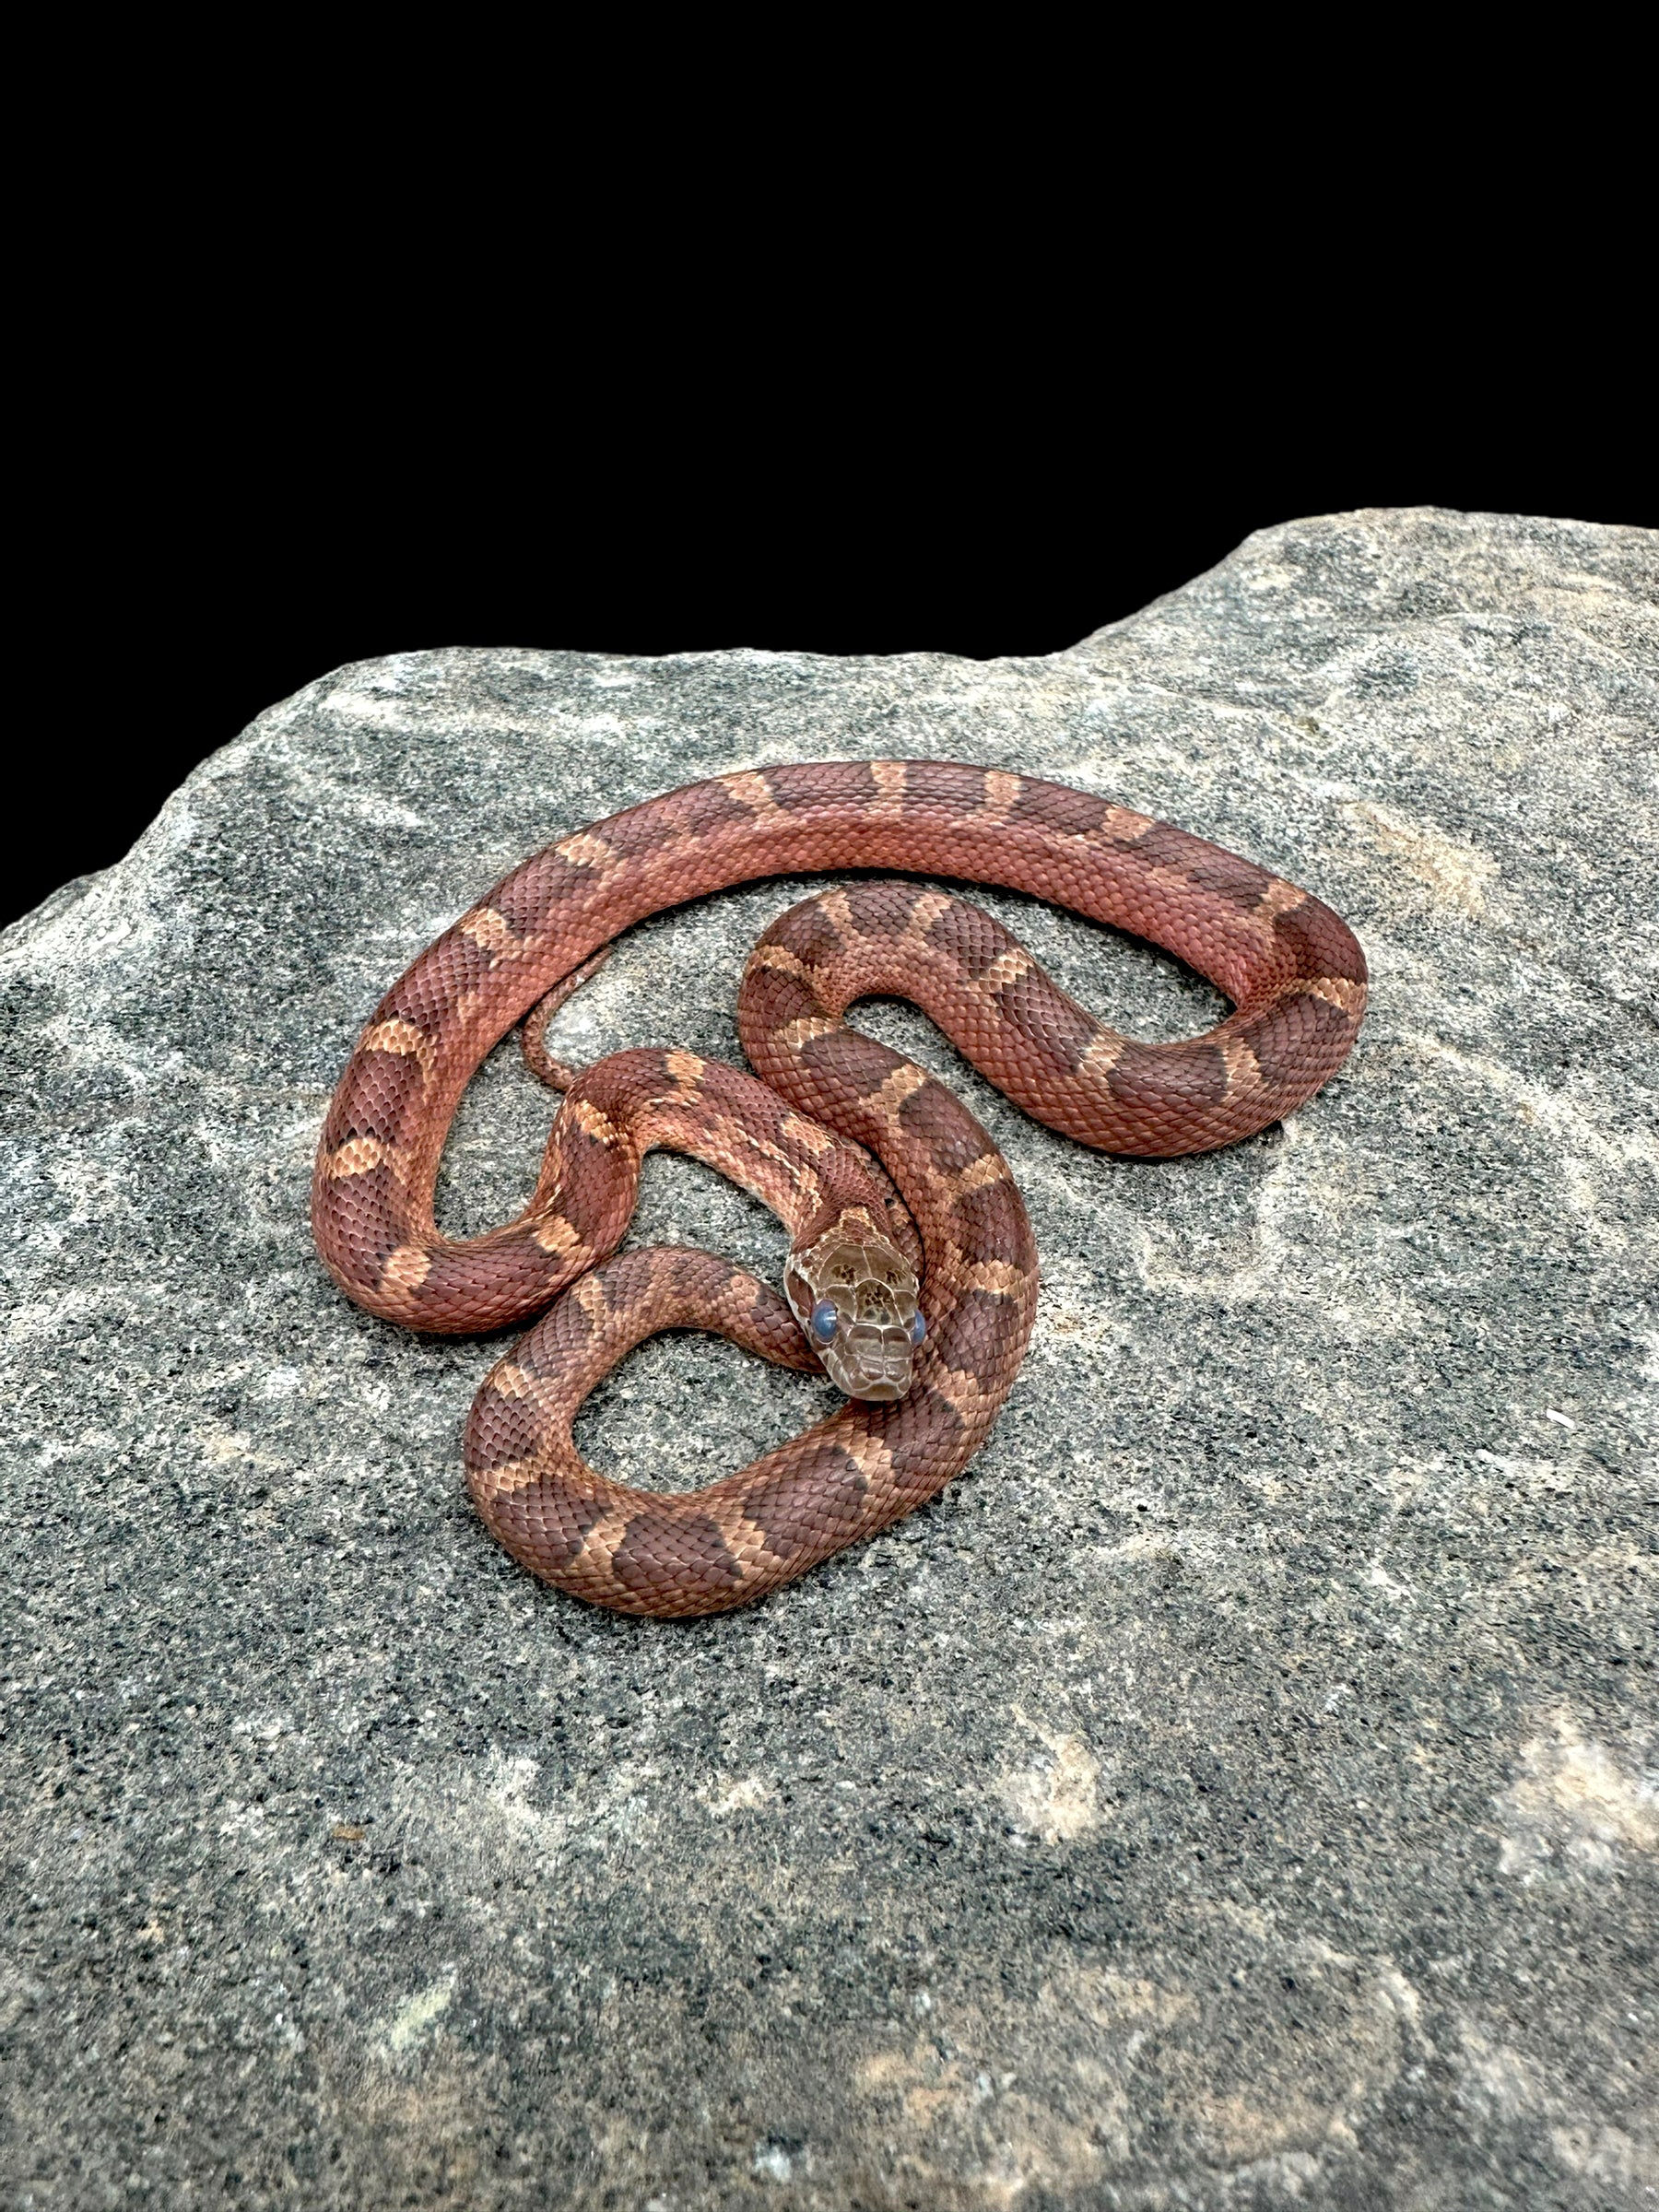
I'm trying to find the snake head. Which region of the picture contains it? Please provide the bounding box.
[784,1219,924,1403]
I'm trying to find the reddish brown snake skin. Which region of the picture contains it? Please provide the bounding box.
[312,759,1367,1618]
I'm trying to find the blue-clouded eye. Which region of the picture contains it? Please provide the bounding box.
[809,1299,839,1344]
[909,1310,927,1347]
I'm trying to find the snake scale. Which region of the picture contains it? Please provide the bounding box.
[312,759,1367,1617]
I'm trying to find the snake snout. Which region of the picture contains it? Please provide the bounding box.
[834,1322,917,1403]
[810,1307,921,1404]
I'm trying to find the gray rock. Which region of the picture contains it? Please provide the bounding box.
[3,507,1655,2209]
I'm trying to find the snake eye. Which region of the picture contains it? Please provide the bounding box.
[909,1310,927,1347]
[809,1299,839,1344]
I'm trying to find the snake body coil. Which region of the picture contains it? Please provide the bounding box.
[312,760,1367,1616]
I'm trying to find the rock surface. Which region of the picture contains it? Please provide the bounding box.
[3,508,1656,2209]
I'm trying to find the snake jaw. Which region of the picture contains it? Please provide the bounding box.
[784,1221,923,1404]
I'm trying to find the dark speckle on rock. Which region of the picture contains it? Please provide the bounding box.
[2,508,1655,2208]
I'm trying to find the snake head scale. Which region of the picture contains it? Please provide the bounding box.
[784,1219,924,1404]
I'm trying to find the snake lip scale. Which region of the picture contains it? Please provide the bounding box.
[312,759,1368,1618]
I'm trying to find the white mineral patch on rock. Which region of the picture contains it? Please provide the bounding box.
[1497,1712,1659,1880]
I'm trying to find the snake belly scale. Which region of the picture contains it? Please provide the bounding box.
[312,759,1367,1617]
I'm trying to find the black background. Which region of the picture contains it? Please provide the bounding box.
[18,356,1651,935]
[18,37,1655,935]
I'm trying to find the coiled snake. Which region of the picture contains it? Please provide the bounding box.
[312,760,1367,1617]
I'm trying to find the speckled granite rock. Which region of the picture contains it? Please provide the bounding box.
[3,509,1655,2210]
